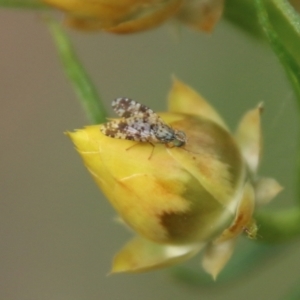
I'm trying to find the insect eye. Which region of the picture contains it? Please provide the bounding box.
[173,139,184,147]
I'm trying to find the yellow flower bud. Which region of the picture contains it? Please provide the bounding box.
[67,78,282,277]
[69,111,244,243]
[44,0,224,33]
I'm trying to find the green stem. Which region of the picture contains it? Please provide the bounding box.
[47,19,107,124]
[254,0,300,242]
[255,207,300,243]
[224,0,262,38]
[282,282,300,300]
[255,0,300,105]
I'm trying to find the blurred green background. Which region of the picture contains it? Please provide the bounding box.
[0,8,299,300]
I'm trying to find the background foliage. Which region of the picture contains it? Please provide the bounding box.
[0,0,299,299]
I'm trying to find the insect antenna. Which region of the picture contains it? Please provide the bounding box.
[177,146,202,156]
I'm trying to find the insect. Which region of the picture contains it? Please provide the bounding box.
[243,219,259,240]
[100,98,187,153]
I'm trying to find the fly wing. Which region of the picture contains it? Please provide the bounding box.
[100,116,158,142]
[112,98,155,119]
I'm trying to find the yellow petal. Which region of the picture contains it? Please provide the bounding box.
[44,0,135,29]
[106,0,183,34]
[235,103,263,174]
[254,177,283,206]
[111,237,202,273]
[67,78,280,275]
[176,0,224,32]
[68,114,242,245]
[168,77,229,130]
[44,0,183,32]
[202,239,235,280]
[214,181,255,243]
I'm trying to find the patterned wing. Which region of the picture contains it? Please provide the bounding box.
[101,97,179,144]
[100,116,158,142]
[112,97,156,119]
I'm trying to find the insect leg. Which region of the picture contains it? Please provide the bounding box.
[147,142,155,160]
[125,142,156,160]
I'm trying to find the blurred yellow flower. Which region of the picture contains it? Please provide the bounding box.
[44,0,224,33]
[67,78,282,279]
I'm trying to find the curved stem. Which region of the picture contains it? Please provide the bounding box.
[47,19,107,124]
[224,0,263,38]
[255,0,300,104]
[252,0,300,241]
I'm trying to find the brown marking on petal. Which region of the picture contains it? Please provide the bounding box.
[176,0,224,33]
[225,212,245,234]
[106,0,184,34]
[214,182,255,244]
[220,210,252,238]
[170,116,244,203]
[158,176,232,244]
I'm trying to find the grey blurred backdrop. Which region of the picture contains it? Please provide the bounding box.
[1,9,299,300]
